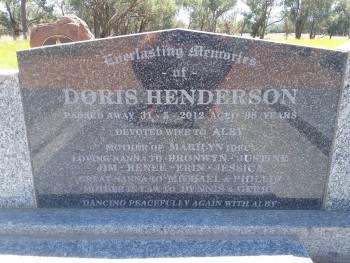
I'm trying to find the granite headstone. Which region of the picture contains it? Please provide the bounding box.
[17,29,348,209]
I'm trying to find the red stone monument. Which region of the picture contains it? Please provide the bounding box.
[30,15,94,48]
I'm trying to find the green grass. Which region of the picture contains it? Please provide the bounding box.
[0,39,29,69]
[278,38,349,49]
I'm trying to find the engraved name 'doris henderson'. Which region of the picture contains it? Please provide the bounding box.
[62,88,298,106]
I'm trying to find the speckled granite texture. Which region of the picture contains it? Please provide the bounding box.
[0,255,313,263]
[4,70,348,210]
[326,56,350,210]
[0,72,36,208]
[17,29,349,210]
[0,209,348,262]
[0,237,311,261]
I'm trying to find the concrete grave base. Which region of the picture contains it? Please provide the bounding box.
[0,209,350,263]
[0,255,313,263]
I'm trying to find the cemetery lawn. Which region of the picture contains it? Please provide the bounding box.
[0,39,29,69]
[279,38,349,48]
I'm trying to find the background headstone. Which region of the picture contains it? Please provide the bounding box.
[325,52,350,210]
[29,15,94,48]
[0,72,36,208]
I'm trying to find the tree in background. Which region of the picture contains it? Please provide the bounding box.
[21,0,26,39]
[2,0,350,39]
[283,0,339,39]
[112,0,176,35]
[28,1,55,24]
[56,0,68,16]
[68,0,176,38]
[283,0,309,39]
[244,0,279,39]
[0,0,56,39]
[217,11,240,34]
[326,0,350,38]
[181,0,236,32]
[239,11,253,35]
[307,0,333,39]
[68,0,137,38]
[280,4,293,38]
[0,0,22,38]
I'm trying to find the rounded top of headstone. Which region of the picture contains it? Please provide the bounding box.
[29,15,94,48]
